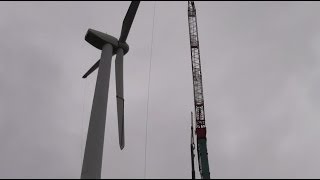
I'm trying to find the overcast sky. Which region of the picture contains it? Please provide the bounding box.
[1,1,320,179]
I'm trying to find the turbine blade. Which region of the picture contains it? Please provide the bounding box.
[119,1,140,43]
[82,60,100,78]
[115,48,125,150]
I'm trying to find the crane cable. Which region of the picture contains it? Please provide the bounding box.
[144,1,156,179]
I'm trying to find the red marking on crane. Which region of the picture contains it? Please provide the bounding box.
[196,128,206,139]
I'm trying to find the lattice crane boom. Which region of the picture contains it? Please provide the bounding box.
[188,1,211,179]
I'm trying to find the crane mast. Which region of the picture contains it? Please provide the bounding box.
[188,1,210,179]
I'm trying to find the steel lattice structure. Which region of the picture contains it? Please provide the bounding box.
[188,1,210,179]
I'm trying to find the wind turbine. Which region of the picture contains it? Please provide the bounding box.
[81,1,140,179]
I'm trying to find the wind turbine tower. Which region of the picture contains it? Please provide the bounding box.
[80,1,140,179]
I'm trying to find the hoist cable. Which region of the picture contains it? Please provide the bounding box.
[144,1,156,179]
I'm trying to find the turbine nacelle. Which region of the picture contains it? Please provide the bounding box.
[85,28,129,55]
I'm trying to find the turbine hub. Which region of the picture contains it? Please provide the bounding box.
[118,42,129,54]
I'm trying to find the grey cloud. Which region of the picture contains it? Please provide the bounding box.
[1,1,320,179]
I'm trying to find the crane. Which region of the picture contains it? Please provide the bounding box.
[188,1,211,179]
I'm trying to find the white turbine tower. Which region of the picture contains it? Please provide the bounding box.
[81,1,140,179]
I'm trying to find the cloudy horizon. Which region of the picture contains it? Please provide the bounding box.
[1,1,320,179]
